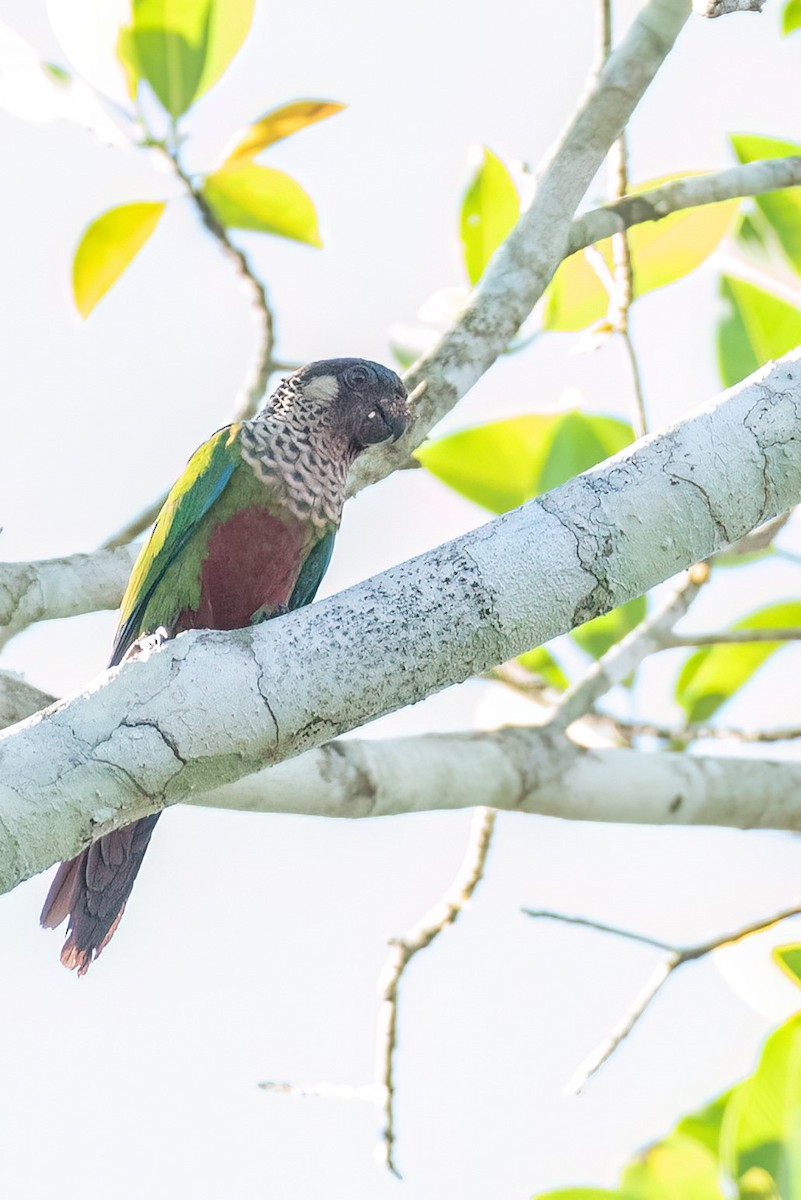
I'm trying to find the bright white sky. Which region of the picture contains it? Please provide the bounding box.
[1,2,801,1197]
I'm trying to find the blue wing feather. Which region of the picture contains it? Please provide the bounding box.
[288,530,336,611]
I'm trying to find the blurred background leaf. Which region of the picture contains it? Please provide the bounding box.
[72,201,166,317]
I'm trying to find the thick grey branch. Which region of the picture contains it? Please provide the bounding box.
[2,349,801,892]
[198,731,801,833]
[0,545,138,650]
[0,673,54,728]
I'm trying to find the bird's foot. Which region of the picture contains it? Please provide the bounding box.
[123,626,172,662]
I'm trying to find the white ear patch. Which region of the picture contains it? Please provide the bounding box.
[303,374,339,404]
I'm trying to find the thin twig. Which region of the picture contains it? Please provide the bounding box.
[548,565,710,732]
[616,717,801,744]
[665,627,801,648]
[164,146,278,422]
[620,330,648,439]
[485,662,555,707]
[723,512,792,556]
[522,909,674,952]
[101,496,165,551]
[524,901,801,1092]
[598,0,648,438]
[101,142,280,550]
[373,806,497,1176]
[253,808,497,1176]
[595,0,612,73]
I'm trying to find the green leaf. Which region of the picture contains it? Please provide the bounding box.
[731,135,801,273]
[460,147,520,286]
[202,163,321,245]
[534,1191,629,1199]
[416,412,633,513]
[717,275,801,389]
[735,210,772,256]
[773,944,801,988]
[516,646,569,691]
[721,1014,801,1197]
[737,1167,782,1199]
[72,201,166,317]
[713,547,775,568]
[676,1089,734,1157]
[389,340,420,371]
[42,61,71,84]
[223,99,345,165]
[544,173,739,331]
[118,0,254,116]
[621,1133,725,1200]
[785,0,801,32]
[675,601,801,724]
[572,596,646,661]
[118,1,210,118]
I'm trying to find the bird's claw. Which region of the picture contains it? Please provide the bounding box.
[123,626,171,662]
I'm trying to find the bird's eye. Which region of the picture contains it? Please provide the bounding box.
[346,364,370,387]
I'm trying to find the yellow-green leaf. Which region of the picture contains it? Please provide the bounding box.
[731,135,801,273]
[118,0,254,116]
[737,1167,782,1200]
[202,163,321,245]
[416,412,633,513]
[118,0,210,117]
[516,646,569,691]
[224,99,345,165]
[717,275,801,389]
[785,0,801,33]
[460,147,520,285]
[675,601,801,724]
[721,1014,801,1198]
[773,944,801,988]
[621,1133,725,1199]
[544,173,739,331]
[534,1191,628,1199]
[676,1089,734,1157]
[72,201,166,318]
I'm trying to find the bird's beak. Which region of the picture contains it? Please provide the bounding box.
[377,397,410,443]
[389,408,409,443]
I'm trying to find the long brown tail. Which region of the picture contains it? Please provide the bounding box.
[40,815,160,975]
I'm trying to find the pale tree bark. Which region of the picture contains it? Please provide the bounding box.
[0,545,138,651]
[1,349,801,893]
[200,730,801,832]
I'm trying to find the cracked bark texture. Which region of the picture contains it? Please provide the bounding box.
[1,348,801,895]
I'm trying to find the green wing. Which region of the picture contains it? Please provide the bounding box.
[111,424,242,665]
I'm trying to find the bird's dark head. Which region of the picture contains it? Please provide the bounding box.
[292,358,409,453]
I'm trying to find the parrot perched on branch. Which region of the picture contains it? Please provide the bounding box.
[41,358,409,974]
